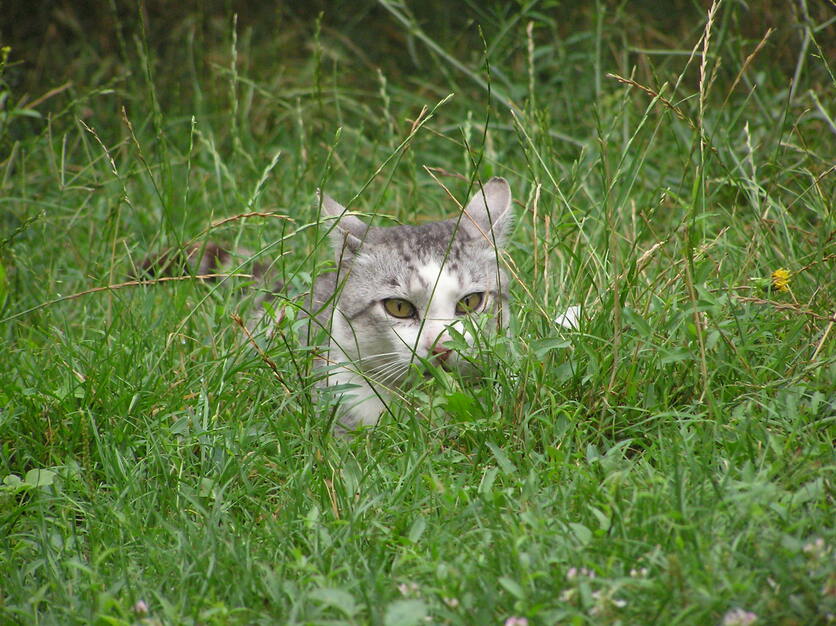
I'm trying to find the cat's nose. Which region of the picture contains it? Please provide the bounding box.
[431,344,452,363]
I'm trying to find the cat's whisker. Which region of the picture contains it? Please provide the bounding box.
[366,361,411,386]
[374,364,412,390]
[339,354,413,390]
[358,353,405,372]
[354,351,407,369]
[356,350,405,360]
[365,358,412,386]
[361,361,405,382]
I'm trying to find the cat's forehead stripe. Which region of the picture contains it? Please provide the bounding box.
[417,261,444,290]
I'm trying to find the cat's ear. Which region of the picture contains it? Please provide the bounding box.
[317,190,368,256]
[461,177,513,246]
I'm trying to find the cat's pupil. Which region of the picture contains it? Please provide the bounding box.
[383,298,416,319]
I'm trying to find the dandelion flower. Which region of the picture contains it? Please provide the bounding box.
[771,268,791,292]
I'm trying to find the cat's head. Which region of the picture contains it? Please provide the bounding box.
[319,177,513,387]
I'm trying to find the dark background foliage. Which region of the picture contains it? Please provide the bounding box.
[4,1,833,103]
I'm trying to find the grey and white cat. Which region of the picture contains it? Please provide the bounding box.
[141,177,513,431]
[308,177,513,430]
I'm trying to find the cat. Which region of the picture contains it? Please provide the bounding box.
[309,177,513,430]
[140,177,514,432]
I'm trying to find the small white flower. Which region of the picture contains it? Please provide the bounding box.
[803,537,827,559]
[722,608,758,626]
[590,589,628,615]
[566,566,595,580]
[397,582,419,596]
[504,618,528,626]
[443,597,460,608]
[132,600,149,615]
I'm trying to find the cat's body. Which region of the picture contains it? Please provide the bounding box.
[309,177,513,429]
[142,177,513,431]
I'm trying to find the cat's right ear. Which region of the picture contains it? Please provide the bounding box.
[460,177,513,246]
[317,190,368,257]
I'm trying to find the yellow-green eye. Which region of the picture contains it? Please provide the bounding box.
[456,292,484,315]
[383,298,416,319]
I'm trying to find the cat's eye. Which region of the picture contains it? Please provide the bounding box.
[455,292,484,315]
[383,298,417,319]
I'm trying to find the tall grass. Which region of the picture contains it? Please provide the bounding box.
[1,2,833,624]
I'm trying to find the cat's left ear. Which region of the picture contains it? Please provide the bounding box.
[317,190,368,256]
[461,177,513,246]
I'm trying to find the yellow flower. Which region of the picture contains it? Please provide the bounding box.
[771,268,791,292]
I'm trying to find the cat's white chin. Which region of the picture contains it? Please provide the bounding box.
[325,360,391,430]
[325,346,485,431]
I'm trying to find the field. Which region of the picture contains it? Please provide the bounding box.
[1,2,834,624]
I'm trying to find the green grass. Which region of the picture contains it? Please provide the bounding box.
[1,2,834,624]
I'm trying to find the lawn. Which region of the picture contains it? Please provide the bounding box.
[1,2,833,624]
